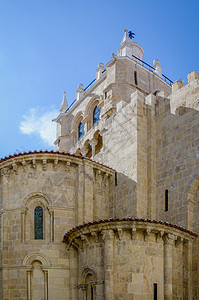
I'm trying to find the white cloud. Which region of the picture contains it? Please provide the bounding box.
[20,108,59,146]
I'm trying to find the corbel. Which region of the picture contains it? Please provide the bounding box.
[32,159,36,169]
[156,230,164,242]
[81,235,90,247]
[42,159,47,170]
[117,228,123,240]
[71,241,80,250]
[22,159,28,172]
[90,231,99,243]
[12,162,18,174]
[175,236,184,248]
[97,170,102,175]
[54,159,58,170]
[65,161,70,171]
[131,224,137,240]
[1,167,11,182]
[144,227,151,241]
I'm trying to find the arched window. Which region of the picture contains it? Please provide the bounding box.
[93,106,100,126]
[165,189,168,212]
[34,206,43,239]
[78,122,84,140]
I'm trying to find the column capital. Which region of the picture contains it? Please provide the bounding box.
[101,229,114,241]
[90,139,98,147]
[164,233,175,245]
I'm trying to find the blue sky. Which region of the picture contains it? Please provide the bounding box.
[0,0,198,158]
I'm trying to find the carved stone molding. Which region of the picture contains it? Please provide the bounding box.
[63,219,196,250]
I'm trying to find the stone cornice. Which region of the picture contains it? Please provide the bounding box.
[0,151,114,174]
[63,218,198,245]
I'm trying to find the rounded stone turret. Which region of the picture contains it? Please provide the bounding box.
[117,29,144,61]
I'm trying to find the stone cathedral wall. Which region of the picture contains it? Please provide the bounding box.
[0,152,114,300]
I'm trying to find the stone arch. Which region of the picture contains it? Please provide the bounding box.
[71,111,84,132]
[82,267,97,282]
[23,253,50,299]
[22,252,51,267]
[23,192,52,207]
[85,96,100,117]
[22,193,52,242]
[85,97,100,130]
[71,111,84,143]
[80,267,97,300]
[187,176,199,230]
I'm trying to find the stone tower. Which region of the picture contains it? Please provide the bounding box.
[53,29,199,299]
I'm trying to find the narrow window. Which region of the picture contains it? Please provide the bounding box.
[115,172,118,186]
[91,286,94,300]
[154,283,157,300]
[134,71,138,85]
[93,106,100,126]
[78,122,84,140]
[34,206,43,239]
[165,189,168,212]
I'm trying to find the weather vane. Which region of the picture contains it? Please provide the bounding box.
[128,31,135,39]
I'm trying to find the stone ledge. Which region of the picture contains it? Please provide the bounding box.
[63,217,198,244]
[0,150,114,174]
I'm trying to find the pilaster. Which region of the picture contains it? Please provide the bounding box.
[164,233,175,300]
[102,230,114,300]
[69,246,78,300]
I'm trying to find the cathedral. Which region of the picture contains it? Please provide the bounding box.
[0,30,199,299]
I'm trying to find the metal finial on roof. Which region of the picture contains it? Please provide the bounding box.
[128,31,135,39]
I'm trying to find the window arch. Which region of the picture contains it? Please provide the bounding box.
[93,106,100,126]
[34,206,44,239]
[78,122,84,140]
[81,268,97,300]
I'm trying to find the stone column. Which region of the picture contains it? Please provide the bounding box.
[48,208,54,242]
[186,240,193,299]
[27,269,32,300]
[82,285,87,300]
[90,139,97,158]
[77,164,84,225]
[164,233,175,300]
[43,269,48,300]
[21,208,26,243]
[69,246,78,300]
[83,164,94,223]
[102,230,114,300]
